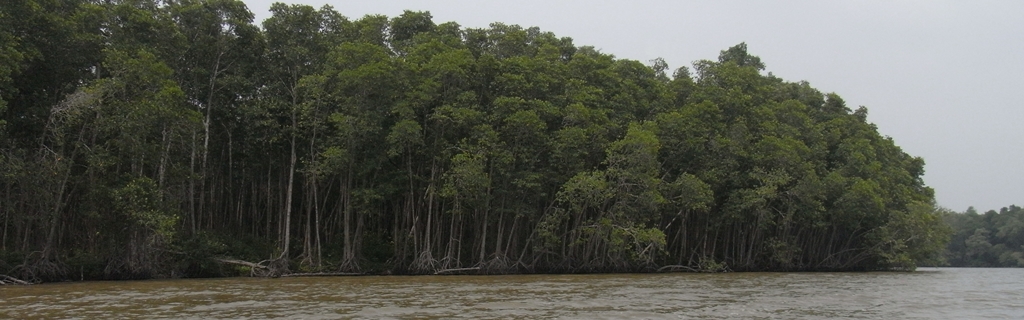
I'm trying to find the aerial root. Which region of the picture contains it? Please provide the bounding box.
[11,252,65,282]
[409,250,439,274]
[488,254,513,274]
[337,257,361,274]
[438,255,461,271]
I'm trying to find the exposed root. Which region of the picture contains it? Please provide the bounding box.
[296,255,320,273]
[438,254,461,271]
[409,250,438,274]
[436,249,464,270]
[478,253,514,274]
[337,257,361,274]
[265,257,290,277]
[11,251,66,283]
[514,259,534,273]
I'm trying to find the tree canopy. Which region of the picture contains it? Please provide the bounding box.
[941,205,1024,267]
[0,0,949,282]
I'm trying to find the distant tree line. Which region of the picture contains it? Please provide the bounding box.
[0,0,949,282]
[940,206,1024,267]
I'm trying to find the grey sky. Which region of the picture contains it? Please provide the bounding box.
[242,0,1023,212]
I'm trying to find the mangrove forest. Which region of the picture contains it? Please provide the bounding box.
[0,0,950,282]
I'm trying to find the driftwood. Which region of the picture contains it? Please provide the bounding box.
[434,267,480,275]
[281,272,363,277]
[657,264,731,273]
[657,265,701,273]
[213,257,282,277]
[0,274,31,285]
[213,258,364,278]
[214,258,267,270]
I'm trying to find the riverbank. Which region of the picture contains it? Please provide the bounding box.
[7,254,943,285]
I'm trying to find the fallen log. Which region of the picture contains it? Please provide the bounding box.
[0,274,31,285]
[212,257,296,277]
[656,265,700,273]
[213,258,267,270]
[281,272,363,277]
[212,257,279,277]
[434,267,480,275]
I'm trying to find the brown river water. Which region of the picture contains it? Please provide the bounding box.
[1,268,1021,319]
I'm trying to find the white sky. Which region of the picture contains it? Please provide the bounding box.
[242,0,1024,212]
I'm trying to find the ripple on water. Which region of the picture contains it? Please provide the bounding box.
[3,268,1024,319]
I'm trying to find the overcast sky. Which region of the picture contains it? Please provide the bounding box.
[241,0,1023,212]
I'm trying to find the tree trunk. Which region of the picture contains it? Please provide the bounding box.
[281,113,297,261]
[342,174,354,266]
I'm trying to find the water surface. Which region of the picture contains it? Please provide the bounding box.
[1,268,1020,319]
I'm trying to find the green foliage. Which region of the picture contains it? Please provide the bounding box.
[697,256,730,272]
[942,205,1024,267]
[174,231,228,277]
[0,3,949,279]
[0,7,19,131]
[865,201,951,270]
[113,177,178,240]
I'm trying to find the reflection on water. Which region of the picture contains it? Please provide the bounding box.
[1,268,1022,319]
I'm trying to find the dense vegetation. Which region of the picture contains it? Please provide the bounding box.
[941,206,1024,267]
[0,0,949,282]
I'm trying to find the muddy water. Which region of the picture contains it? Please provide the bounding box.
[1,268,1021,319]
